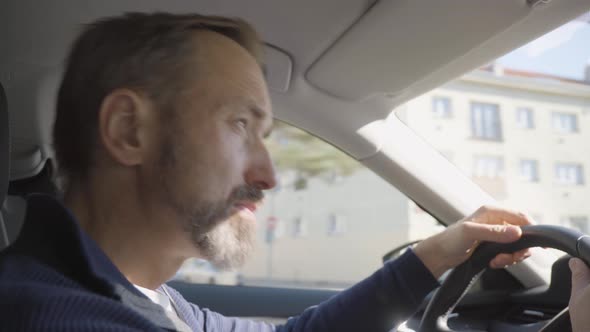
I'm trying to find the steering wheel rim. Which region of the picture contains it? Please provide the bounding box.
[418,225,590,332]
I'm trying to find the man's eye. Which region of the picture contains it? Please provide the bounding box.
[236,118,248,128]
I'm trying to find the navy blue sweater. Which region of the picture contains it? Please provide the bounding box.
[0,195,438,331]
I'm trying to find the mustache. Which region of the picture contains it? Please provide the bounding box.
[189,184,264,235]
[228,185,264,204]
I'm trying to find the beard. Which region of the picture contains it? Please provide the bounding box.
[191,185,263,269]
[157,129,264,270]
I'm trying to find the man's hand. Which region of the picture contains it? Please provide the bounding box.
[569,258,590,332]
[413,205,532,279]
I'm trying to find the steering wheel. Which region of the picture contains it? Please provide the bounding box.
[418,225,590,332]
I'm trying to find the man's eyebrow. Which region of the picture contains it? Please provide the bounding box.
[248,105,266,120]
[244,103,272,138]
[249,106,273,138]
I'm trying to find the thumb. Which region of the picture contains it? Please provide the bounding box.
[569,258,590,298]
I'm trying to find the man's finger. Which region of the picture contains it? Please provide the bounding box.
[463,221,522,243]
[469,206,534,226]
[490,253,514,268]
[489,251,531,268]
[570,258,590,299]
[513,249,531,261]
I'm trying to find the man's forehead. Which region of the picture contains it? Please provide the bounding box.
[186,32,273,131]
[236,96,272,117]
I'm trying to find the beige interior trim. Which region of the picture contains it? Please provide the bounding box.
[307,0,590,105]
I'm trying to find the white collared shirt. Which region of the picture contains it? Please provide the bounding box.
[133,284,192,332]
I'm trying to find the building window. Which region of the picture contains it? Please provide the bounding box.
[292,217,308,238]
[327,214,347,236]
[471,102,502,141]
[519,159,539,182]
[552,112,578,133]
[473,156,504,178]
[555,163,584,185]
[561,216,589,233]
[432,97,452,118]
[516,107,534,129]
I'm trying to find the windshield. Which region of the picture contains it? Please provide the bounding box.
[396,12,590,232]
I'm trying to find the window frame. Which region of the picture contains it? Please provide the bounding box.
[470,101,503,141]
[515,107,535,129]
[519,159,539,182]
[473,155,505,179]
[551,112,579,134]
[554,163,584,185]
[432,96,453,118]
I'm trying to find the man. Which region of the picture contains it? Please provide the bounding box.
[0,12,584,331]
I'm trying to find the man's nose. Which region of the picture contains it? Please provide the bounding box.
[245,145,277,190]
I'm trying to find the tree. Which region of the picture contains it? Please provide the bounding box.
[266,122,361,184]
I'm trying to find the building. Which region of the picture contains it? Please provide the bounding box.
[240,170,426,288]
[402,65,590,229]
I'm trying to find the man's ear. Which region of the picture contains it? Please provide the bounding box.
[98,89,153,167]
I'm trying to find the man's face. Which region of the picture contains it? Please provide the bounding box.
[150,31,275,269]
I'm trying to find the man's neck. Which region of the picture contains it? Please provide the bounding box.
[64,177,190,289]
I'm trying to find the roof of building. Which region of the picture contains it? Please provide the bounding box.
[480,64,589,86]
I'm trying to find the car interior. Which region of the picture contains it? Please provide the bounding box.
[2,0,590,331]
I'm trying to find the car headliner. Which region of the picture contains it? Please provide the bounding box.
[2,0,589,161]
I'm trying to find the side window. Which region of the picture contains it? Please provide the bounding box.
[470,102,503,141]
[473,155,504,178]
[552,112,578,133]
[175,122,443,289]
[472,155,506,198]
[519,159,539,182]
[395,11,590,259]
[555,163,585,185]
[432,97,452,118]
[515,107,534,129]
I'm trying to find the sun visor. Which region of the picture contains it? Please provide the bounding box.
[306,0,533,102]
[264,44,292,93]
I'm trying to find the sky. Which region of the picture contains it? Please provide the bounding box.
[497,13,590,81]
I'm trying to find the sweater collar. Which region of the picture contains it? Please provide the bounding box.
[10,193,181,331]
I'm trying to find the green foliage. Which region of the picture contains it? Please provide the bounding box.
[266,122,361,179]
